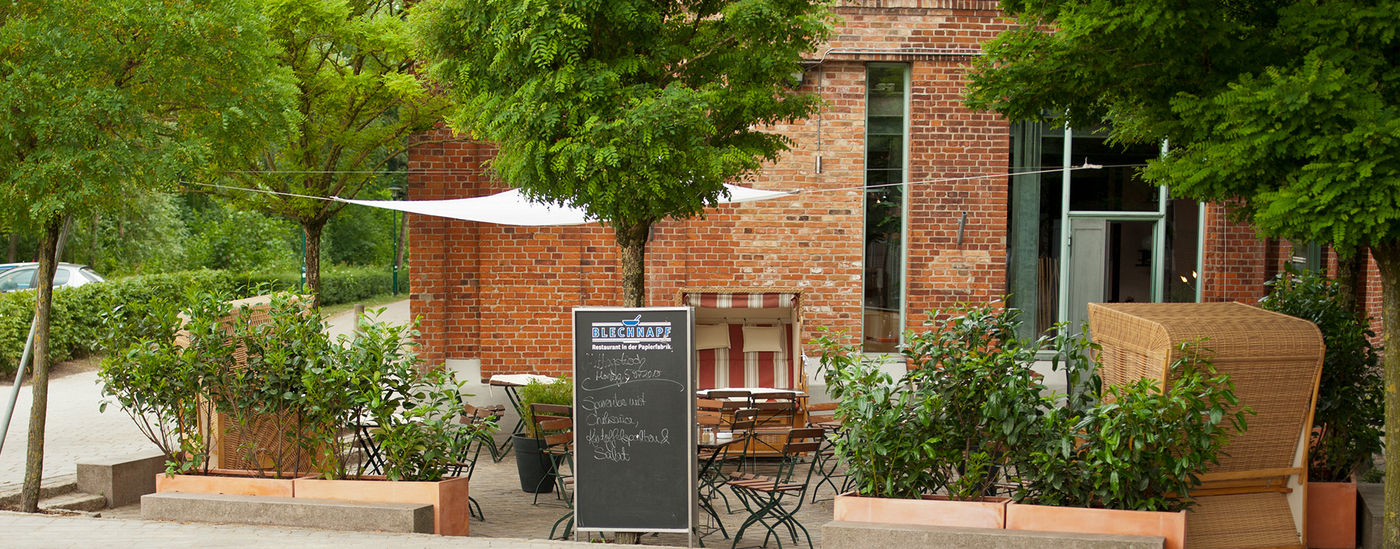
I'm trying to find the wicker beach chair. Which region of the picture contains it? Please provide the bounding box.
[1088,302,1324,549]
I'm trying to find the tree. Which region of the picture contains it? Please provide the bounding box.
[412,0,834,306]
[221,0,455,306]
[964,0,1400,543]
[0,0,292,511]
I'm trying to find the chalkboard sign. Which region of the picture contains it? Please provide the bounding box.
[573,307,694,534]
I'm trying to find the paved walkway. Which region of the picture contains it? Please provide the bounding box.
[0,357,152,481]
[0,511,600,549]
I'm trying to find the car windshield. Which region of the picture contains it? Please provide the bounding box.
[79,268,104,282]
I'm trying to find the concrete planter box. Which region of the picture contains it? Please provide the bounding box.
[1005,503,1186,549]
[833,492,1008,529]
[292,476,469,536]
[1307,481,1358,549]
[154,468,296,498]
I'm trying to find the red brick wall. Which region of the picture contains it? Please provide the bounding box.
[406,5,1013,377]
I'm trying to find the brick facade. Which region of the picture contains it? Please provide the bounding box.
[406,1,1384,379]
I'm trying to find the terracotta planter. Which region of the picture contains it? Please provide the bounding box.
[833,492,1008,529]
[154,468,296,498]
[293,476,469,536]
[1005,503,1186,549]
[1307,481,1358,549]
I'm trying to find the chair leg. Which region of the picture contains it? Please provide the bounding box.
[550,510,574,540]
[468,495,484,521]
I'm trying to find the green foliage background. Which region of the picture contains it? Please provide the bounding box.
[0,266,406,378]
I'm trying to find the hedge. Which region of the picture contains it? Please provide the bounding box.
[0,266,407,377]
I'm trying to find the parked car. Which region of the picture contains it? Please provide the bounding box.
[0,263,105,293]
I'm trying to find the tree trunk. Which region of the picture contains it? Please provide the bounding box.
[1337,245,1368,317]
[1372,241,1400,548]
[6,232,15,263]
[614,221,650,307]
[86,214,99,268]
[303,221,326,307]
[19,218,62,512]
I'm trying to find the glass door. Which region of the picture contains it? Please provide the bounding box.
[1010,123,1202,339]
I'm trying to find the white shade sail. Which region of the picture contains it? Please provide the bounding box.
[334,184,795,226]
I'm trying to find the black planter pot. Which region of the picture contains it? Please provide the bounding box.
[512,434,556,493]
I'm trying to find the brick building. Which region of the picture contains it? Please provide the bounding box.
[405,0,1382,390]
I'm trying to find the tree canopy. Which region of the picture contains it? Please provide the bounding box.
[0,0,294,511]
[965,0,1400,542]
[967,1,1400,255]
[412,0,834,305]
[221,0,454,303]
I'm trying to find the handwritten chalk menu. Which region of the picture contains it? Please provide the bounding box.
[573,307,694,534]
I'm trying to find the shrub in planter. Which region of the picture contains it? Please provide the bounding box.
[817,300,1245,542]
[1259,270,1382,482]
[98,289,241,475]
[1014,340,1247,512]
[100,291,489,482]
[815,303,1055,501]
[1260,269,1381,548]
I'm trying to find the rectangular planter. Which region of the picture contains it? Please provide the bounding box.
[1006,503,1186,549]
[1307,481,1358,549]
[293,476,469,536]
[833,492,1007,529]
[154,468,296,498]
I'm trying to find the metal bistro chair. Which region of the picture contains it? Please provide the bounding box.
[748,397,797,456]
[804,402,847,502]
[538,417,575,540]
[528,403,573,504]
[725,428,824,549]
[447,404,500,520]
[464,403,507,462]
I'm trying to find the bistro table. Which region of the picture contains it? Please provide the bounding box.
[697,430,742,541]
[698,387,809,456]
[488,373,560,460]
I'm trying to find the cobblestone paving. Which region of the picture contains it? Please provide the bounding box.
[0,510,601,549]
[458,431,838,548]
[0,358,152,482]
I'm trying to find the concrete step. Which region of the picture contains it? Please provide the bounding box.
[41,491,108,513]
[0,474,78,508]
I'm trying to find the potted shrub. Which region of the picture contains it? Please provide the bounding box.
[295,313,485,536]
[819,304,1051,529]
[511,376,572,493]
[99,290,298,497]
[1260,270,1383,549]
[1005,340,1246,549]
[101,291,492,535]
[817,300,1244,548]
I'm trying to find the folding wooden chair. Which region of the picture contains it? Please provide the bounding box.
[529,403,572,504]
[805,402,846,502]
[725,428,824,549]
[538,417,575,540]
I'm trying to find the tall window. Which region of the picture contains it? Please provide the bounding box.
[863,65,908,353]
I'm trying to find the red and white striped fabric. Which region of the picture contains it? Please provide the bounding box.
[685,292,795,310]
[685,292,797,390]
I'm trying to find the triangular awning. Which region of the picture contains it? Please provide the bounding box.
[333,184,795,226]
